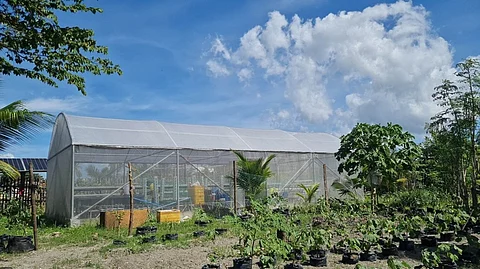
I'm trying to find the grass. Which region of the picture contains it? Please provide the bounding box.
[0,212,239,255]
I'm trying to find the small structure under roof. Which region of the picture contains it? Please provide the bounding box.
[47,113,346,225]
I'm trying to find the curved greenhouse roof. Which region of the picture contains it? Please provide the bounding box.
[49,113,340,158]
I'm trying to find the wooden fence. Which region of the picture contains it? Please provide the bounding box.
[0,175,46,212]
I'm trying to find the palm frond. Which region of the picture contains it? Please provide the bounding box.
[0,100,54,151]
[0,160,20,179]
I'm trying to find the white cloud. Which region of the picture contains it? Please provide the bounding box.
[0,153,14,158]
[206,60,230,77]
[25,97,87,113]
[237,68,253,82]
[206,1,456,134]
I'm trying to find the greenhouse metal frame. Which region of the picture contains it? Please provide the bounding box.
[47,113,344,225]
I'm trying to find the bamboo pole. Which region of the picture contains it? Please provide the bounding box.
[29,162,38,250]
[323,164,328,206]
[128,162,134,236]
[233,161,237,214]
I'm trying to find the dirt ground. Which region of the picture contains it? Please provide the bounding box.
[0,237,422,269]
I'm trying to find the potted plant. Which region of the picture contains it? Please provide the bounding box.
[308,229,330,267]
[379,219,399,257]
[340,238,360,264]
[397,218,420,251]
[359,232,379,261]
[164,222,178,241]
[202,253,221,269]
[422,243,462,269]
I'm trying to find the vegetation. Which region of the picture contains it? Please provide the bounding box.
[0,99,53,178]
[0,0,122,95]
[226,151,276,200]
[296,183,319,204]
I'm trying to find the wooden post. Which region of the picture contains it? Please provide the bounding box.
[233,161,237,214]
[323,164,328,206]
[128,162,134,236]
[29,162,38,250]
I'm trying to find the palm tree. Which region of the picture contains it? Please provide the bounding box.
[296,183,319,203]
[0,100,53,178]
[226,150,276,200]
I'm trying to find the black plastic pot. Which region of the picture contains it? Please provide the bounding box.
[239,214,251,221]
[420,235,437,247]
[112,239,126,246]
[284,263,304,269]
[277,230,287,240]
[6,236,34,253]
[195,220,210,227]
[215,228,227,235]
[360,252,377,262]
[440,231,456,242]
[142,236,156,244]
[331,245,346,254]
[381,245,398,257]
[341,253,359,264]
[193,231,205,237]
[438,261,457,269]
[202,264,220,269]
[164,233,178,241]
[135,226,157,236]
[309,249,327,257]
[424,227,438,235]
[472,225,480,233]
[399,240,415,251]
[310,255,327,267]
[410,230,425,239]
[290,249,303,261]
[233,257,252,269]
[460,249,479,264]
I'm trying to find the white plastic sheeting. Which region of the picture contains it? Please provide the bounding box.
[47,113,343,225]
[49,114,339,155]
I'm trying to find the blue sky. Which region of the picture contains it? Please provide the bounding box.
[2,0,479,158]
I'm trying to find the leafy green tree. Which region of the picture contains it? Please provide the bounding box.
[0,0,122,95]
[335,123,421,194]
[226,151,276,200]
[296,183,319,203]
[427,58,480,208]
[0,100,53,178]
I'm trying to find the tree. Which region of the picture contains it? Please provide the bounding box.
[427,58,480,208]
[335,123,421,194]
[296,183,319,203]
[226,151,276,200]
[0,0,122,95]
[0,100,53,178]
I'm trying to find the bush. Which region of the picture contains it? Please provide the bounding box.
[381,189,455,210]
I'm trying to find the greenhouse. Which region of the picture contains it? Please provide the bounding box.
[46,113,345,225]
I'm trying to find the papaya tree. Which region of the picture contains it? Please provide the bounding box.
[334,122,421,209]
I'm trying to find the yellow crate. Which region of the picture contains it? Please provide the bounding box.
[157,209,181,223]
[188,186,205,205]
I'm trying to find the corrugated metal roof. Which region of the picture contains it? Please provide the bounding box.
[55,113,340,153]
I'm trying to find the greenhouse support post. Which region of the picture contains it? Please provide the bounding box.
[176,150,180,210]
[29,162,38,250]
[323,163,328,206]
[233,160,237,214]
[128,162,134,236]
